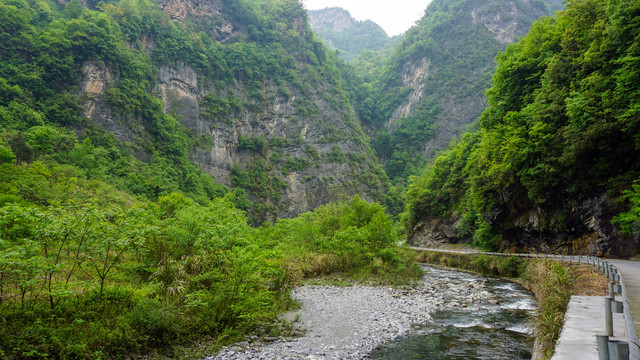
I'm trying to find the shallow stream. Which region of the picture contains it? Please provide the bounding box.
[370,266,535,360]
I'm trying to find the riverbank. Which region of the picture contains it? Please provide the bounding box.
[413,249,608,358]
[211,266,518,359]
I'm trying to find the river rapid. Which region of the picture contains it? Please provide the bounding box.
[211,266,535,360]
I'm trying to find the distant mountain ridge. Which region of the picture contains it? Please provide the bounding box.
[307,7,402,61]
[308,7,356,33]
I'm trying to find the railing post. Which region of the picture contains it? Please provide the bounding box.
[610,282,615,300]
[606,297,614,336]
[608,340,630,360]
[598,334,610,360]
[613,284,622,295]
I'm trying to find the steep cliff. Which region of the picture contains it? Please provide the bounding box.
[307,7,401,61]
[357,0,557,181]
[405,0,640,257]
[1,0,393,223]
[150,0,392,222]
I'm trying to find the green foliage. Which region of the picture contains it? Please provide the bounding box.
[325,145,346,163]
[237,134,266,153]
[472,218,501,251]
[0,0,228,204]
[405,0,640,247]
[258,195,422,283]
[282,156,310,173]
[528,260,575,358]
[0,139,15,164]
[613,180,640,236]
[415,251,528,278]
[0,165,419,358]
[201,92,243,124]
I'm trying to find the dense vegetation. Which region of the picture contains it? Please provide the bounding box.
[0,161,419,358]
[405,0,640,250]
[350,0,552,183]
[0,0,234,203]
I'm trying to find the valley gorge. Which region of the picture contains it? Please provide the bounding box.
[1,0,640,357]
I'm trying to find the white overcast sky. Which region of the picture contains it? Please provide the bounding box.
[301,0,433,36]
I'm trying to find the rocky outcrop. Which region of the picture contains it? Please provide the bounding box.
[410,216,468,248]
[74,1,388,223]
[157,0,222,21]
[410,191,640,258]
[157,63,205,134]
[308,7,355,33]
[493,193,640,258]
[156,0,235,42]
[471,1,520,44]
[79,61,136,145]
[307,7,397,61]
[387,58,430,130]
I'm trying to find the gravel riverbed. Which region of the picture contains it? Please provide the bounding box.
[211,268,497,360]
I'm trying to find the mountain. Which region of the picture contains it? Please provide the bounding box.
[0,0,413,357]
[307,7,402,61]
[0,0,395,224]
[405,0,640,257]
[353,0,558,182]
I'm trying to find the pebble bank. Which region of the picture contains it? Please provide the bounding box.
[211,268,500,360]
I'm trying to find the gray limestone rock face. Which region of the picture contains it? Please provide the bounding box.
[410,191,640,258]
[73,2,389,223]
[307,7,356,33]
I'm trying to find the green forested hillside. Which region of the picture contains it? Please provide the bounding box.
[352,0,552,183]
[406,0,640,254]
[0,0,229,203]
[0,0,396,223]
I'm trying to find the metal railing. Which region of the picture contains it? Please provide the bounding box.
[410,247,640,360]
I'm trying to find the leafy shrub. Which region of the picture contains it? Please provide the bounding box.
[472,218,501,251]
[127,298,186,348]
[237,135,266,153]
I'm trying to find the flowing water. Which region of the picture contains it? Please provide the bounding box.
[370,266,535,360]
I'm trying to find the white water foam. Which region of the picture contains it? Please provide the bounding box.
[506,324,532,334]
[453,320,492,329]
[503,299,536,310]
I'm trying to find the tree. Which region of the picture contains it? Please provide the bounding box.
[82,205,149,300]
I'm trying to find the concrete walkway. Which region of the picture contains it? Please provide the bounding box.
[552,296,626,360]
